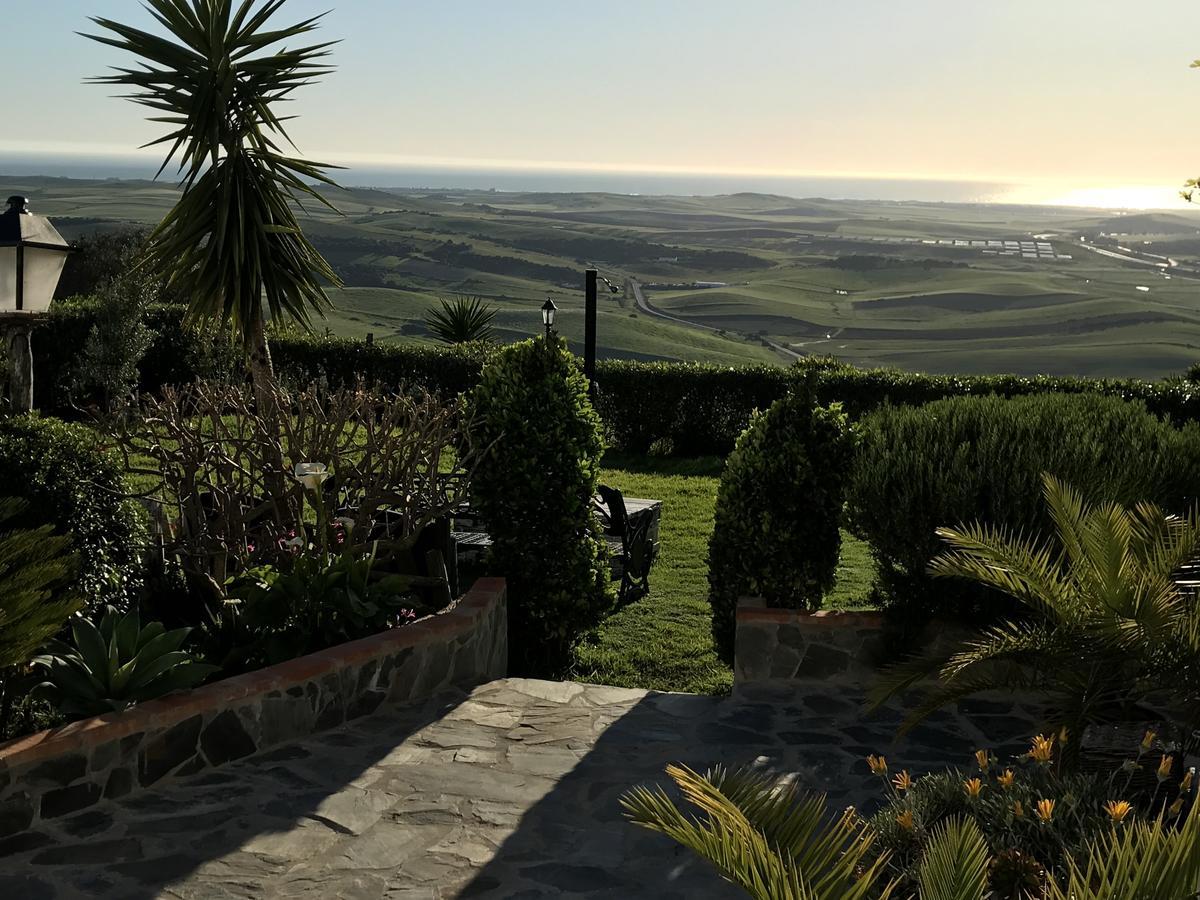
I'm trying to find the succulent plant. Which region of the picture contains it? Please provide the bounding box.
[32,606,218,718]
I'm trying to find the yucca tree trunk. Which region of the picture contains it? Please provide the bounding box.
[248,316,288,503]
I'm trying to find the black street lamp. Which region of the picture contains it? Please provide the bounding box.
[0,197,70,410]
[541,297,557,338]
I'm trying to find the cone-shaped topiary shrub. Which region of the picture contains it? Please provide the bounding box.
[707,388,856,658]
[467,336,613,675]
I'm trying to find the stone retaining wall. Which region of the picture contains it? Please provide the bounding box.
[0,578,507,838]
[734,597,969,691]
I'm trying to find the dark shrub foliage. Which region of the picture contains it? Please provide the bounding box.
[467,336,613,675]
[846,393,1200,622]
[0,416,145,610]
[707,390,856,656]
[31,303,1200,455]
[55,227,151,300]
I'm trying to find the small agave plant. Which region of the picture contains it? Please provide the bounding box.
[33,607,218,718]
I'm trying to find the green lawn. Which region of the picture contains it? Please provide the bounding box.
[570,453,876,695]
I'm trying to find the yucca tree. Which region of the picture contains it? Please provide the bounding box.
[424,295,497,345]
[873,475,1200,751]
[623,764,1200,899]
[84,0,343,405]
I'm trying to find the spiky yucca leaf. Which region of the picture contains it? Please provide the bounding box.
[84,0,343,346]
[424,296,497,345]
[621,764,893,900]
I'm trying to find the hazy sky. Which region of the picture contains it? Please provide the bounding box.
[8,1,1200,191]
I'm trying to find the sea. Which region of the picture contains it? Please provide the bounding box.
[0,152,1187,210]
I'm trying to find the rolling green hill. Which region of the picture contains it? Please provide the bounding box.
[9,173,1200,377]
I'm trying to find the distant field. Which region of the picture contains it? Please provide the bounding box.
[12,173,1200,377]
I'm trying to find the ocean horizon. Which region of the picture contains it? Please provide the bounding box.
[0,152,1189,211]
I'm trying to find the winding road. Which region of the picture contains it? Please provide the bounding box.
[629,279,803,360]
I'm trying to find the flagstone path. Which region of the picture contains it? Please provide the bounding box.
[6,678,1038,899]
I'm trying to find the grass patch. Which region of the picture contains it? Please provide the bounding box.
[571,452,877,694]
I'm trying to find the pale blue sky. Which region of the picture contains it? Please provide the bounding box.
[8,1,1200,191]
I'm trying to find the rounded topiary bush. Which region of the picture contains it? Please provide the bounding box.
[467,336,613,676]
[707,389,856,658]
[846,393,1200,623]
[0,416,145,609]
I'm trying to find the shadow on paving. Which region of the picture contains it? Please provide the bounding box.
[4,692,473,900]
[453,683,1038,899]
[5,680,1040,899]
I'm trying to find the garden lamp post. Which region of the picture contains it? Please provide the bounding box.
[0,196,70,411]
[541,297,557,338]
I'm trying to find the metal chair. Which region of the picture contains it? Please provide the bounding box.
[596,484,652,604]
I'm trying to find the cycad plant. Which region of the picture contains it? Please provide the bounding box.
[424,295,497,344]
[623,764,1200,899]
[33,606,218,718]
[0,498,83,734]
[85,0,343,403]
[873,475,1200,752]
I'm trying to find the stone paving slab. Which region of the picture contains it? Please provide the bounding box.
[6,678,1039,899]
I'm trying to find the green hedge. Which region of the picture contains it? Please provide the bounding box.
[466,336,613,675]
[0,416,146,610]
[707,389,856,657]
[33,303,1200,457]
[845,393,1200,623]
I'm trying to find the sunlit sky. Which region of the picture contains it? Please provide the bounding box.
[8,1,1200,205]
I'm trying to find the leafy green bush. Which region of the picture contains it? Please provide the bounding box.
[467,336,613,675]
[33,606,217,718]
[223,551,425,669]
[0,416,146,609]
[846,393,1200,621]
[707,390,855,656]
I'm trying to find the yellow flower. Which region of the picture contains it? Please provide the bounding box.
[892,770,914,792]
[1141,730,1157,753]
[963,777,984,799]
[1012,801,1025,819]
[1182,769,1195,792]
[975,749,991,773]
[867,755,888,776]
[896,809,916,831]
[1029,734,1054,764]
[1169,798,1185,818]
[997,769,1016,789]
[1058,726,1070,746]
[1158,755,1174,782]
[1105,800,1133,824]
[1035,799,1055,823]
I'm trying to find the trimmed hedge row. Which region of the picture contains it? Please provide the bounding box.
[846,393,1200,624]
[31,302,1200,456]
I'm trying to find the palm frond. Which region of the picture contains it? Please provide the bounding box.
[621,765,892,900]
[916,817,990,900]
[424,296,497,345]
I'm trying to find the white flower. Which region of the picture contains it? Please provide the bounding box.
[293,462,331,492]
